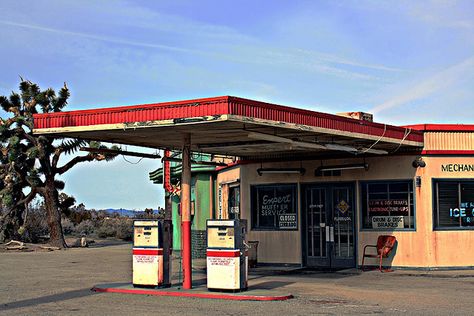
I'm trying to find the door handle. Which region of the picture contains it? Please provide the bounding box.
[325,226,330,241]
[329,226,334,242]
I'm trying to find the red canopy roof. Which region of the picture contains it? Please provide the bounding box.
[33,96,423,160]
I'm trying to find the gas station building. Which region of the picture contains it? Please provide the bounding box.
[33,96,474,271]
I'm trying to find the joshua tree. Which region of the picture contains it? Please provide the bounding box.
[0,79,118,247]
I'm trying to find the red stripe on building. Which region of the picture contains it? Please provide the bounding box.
[421,150,474,156]
[405,124,474,132]
[207,250,240,257]
[32,96,423,143]
[133,249,163,256]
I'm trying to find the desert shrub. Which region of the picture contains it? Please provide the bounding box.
[95,218,133,240]
[74,220,95,236]
[133,212,164,219]
[96,219,116,238]
[115,218,133,241]
[24,208,49,243]
[69,210,92,225]
[61,218,74,235]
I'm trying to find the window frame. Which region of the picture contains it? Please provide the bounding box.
[359,179,416,232]
[432,178,474,231]
[228,183,241,220]
[250,183,298,231]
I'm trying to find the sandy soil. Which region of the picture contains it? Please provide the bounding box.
[1,241,473,315]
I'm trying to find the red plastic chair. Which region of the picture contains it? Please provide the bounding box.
[361,235,397,272]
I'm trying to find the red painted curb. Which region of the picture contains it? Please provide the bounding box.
[92,287,293,301]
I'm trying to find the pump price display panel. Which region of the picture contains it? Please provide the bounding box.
[251,184,298,230]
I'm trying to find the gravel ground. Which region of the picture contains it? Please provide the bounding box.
[1,241,473,315]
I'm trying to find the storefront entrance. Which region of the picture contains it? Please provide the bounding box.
[303,183,356,269]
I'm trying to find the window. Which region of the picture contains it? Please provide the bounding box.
[251,184,298,230]
[360,180,415,230]
[228,185,240,220]
[434,180,474,229]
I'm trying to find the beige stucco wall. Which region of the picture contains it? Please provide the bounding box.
[225,154,474,267]
[240,163,303,264]
[415,156,474,267]
[239,156,419,265]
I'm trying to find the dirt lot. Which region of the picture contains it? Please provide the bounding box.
[1,241,473,315]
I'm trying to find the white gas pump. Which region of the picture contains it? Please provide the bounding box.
[132,219,172,288]
[206,219,248,291]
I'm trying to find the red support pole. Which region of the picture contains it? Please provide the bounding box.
[181,134,192,289]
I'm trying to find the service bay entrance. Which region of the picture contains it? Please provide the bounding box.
[303,183,356,269]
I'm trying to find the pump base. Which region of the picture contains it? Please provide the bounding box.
[133,283,172,289]
[207,287,248,293]
[93,283,293,301]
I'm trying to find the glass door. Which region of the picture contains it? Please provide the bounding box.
[331,186,355,268]
[306,187,329,267]
[304,183,355,269]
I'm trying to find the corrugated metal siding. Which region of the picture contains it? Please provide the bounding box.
[424,132,474,150]
[228,98,422,142]
[34,98,229,129]
[33,95,423,143]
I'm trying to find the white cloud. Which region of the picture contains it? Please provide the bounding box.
[405,0,474,30]
[370,55,474,113]
[0,20,204,55]
[295,49,403,73]
[0,6,400,83]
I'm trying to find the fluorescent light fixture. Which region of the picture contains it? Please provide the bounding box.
[325,143,358,152]
[248,132,293,144]
[248,132,326,150]
[361,148,388,155]
[326,144,388,155]
[248,132,387,154]
[291,141,327,150]
[315,163,369,174]
[257,167,306,176]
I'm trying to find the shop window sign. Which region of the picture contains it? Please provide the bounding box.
[434,180,474,229]
[251,184,298,230]
[361,181,415,230]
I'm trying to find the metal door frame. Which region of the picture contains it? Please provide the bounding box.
[301,182,357,269]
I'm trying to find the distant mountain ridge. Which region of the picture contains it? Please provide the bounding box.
[102,208,162,217]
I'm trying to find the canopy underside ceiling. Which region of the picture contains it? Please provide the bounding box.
[34,115,423,160]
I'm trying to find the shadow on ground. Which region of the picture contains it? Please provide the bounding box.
[87,240,132,248]
[0,288,98,311]
[250,267,361,279]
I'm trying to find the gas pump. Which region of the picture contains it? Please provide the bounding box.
[206,219,248,291]
[132,219,172,288]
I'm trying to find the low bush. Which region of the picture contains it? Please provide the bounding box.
[74,220,95,236]
[61,218,74,235]
[12,204,137,242]
[24,208,49,243]
[115,218,133,241]
[95,218,133,240]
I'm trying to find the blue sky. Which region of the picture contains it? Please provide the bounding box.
[1,0,473,209]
